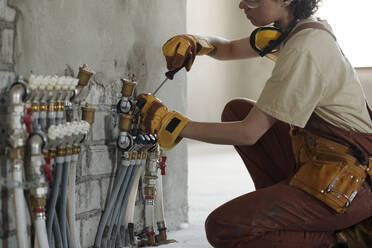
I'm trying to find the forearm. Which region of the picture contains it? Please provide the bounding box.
[179,106,276,146]
[196,36,259,60]
[180,121,256,146]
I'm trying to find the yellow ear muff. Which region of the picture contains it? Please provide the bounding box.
[255,29,282,51]
[249,18,300,58]
[250,27,282,56]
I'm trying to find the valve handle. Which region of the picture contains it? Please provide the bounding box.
[43,158,53,182]
[159,156,167,175]
[23,108,33,134]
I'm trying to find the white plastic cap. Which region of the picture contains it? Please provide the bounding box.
[28,74,37,89]
[39,76,48,90]
[55,76,64,90]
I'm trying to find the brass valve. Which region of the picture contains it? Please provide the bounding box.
[82,104,96,124]
[121,78,137,97]
[77,64,94,87]
[119,113,133,132]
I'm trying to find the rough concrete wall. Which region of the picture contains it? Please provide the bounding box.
[0,0,17,246]
[0,0,187,247]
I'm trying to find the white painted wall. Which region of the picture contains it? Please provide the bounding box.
[186,0,275,122]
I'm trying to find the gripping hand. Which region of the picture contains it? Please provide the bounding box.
[137,94,190,150]
[162,35,215,72]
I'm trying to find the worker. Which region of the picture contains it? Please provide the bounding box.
[137,0,372,247]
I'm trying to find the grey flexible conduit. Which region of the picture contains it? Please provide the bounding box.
[67,220,73,248]
[113,164,140,247]
[40,116,47,132]
[47,161,63,246]
[53,214,63,248]
[103,165,134,248]
[100,165,129,248]
[59,160,70,248]
[94,165,126,248]
[48,118,55,129]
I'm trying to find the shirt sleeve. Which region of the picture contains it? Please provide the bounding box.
[255,48,326,128]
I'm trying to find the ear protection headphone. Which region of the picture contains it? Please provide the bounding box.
[249,0,299,57]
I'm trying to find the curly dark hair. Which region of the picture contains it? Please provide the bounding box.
[290,0,322,19]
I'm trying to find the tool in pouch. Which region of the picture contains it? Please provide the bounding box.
[152,52,192,96]
[289,130,371,213]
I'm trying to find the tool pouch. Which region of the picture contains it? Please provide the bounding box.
[289,130,368,213]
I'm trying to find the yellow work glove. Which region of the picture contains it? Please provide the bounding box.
[162,34,215,72]
[137,94,190,150]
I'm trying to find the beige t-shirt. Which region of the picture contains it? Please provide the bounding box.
[255,18,372,133]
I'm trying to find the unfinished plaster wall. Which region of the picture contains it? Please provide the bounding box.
[0,0,187,247]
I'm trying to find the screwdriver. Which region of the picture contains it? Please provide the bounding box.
[152,52,192,96]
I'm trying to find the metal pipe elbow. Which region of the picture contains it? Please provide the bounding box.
[29,133,46,155]
[9,78,29,105]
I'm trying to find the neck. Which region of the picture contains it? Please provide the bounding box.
[275,13,296,30]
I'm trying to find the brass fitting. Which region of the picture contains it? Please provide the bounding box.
[82,104,96,124]
[122,152,131,162]
[56,102,64,112]
[48,102,56,112]
[141,152,147,160]
[31,197,47,211]
[48,148,56,158]
[39,102,47,112]
[156,230,167,242]
[73,146,80,155]
[57,147,66,157]
[121,78,137,97]
[77,64,94,87]
[32,103,39,112]
[7,147,25,160]
[144,187,155,197]
[119,113,133,132]
[147,234,156,246]
[66,147,73,156]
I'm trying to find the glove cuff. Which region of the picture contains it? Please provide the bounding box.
[157,111,190,150]
[187,35,215,56]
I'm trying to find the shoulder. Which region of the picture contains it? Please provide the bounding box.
[283,18,337,54]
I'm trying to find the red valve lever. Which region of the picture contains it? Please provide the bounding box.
[159,156,167,176]
[23,108,33,134]
[43,158,53,182]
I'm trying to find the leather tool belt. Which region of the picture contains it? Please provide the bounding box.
[289,129,372,213]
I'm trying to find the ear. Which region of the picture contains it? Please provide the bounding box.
[281,0,293,7]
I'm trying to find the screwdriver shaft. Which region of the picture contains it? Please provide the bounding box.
[152,78,168,96]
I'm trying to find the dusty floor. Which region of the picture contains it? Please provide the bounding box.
[166,141,255,247]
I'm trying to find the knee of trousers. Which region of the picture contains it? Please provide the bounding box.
[205,210,243,247]
[221,98,255,122]
[205,212,223,247]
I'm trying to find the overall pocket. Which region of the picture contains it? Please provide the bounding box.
[290,150,367,213]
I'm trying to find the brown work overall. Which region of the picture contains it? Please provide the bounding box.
[205,99,372,248]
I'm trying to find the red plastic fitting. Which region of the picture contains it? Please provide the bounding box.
[33,207,46,213]
[23,108,33,134]
[43,159,53,182]
[159,156,167,176]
